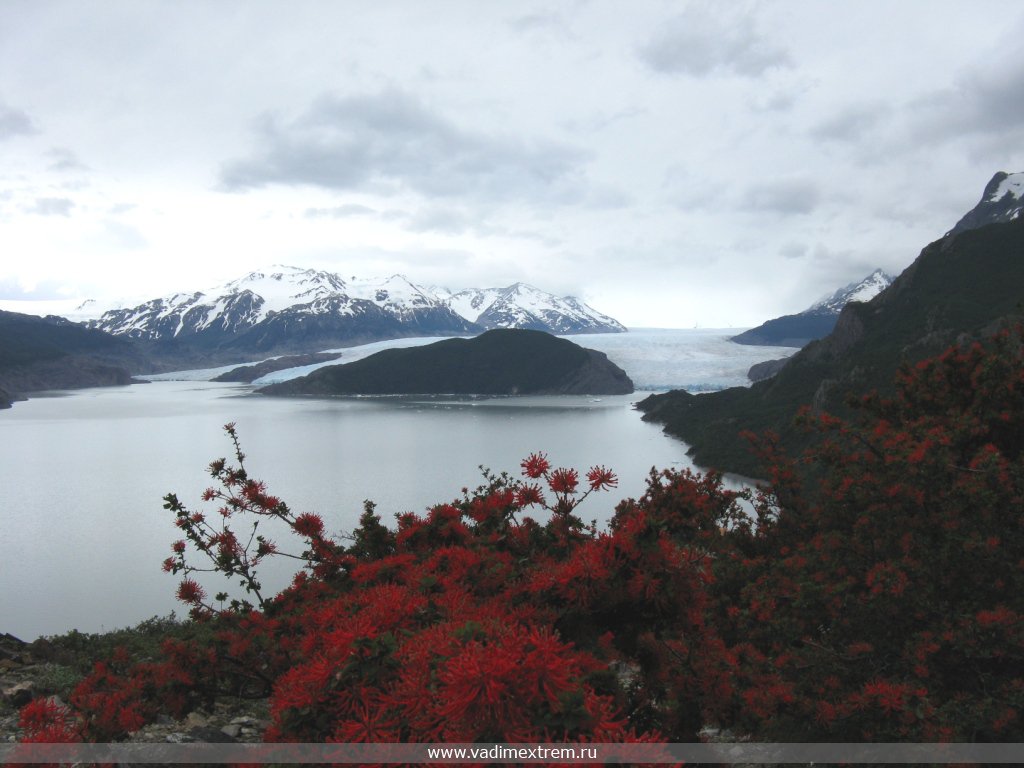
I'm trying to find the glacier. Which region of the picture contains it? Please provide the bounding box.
[144,328,797,393]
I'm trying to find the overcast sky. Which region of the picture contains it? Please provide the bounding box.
[1,1,1022,328]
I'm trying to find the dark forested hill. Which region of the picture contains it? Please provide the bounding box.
[260,328,633,397]
[0,311,145,405]
[638,216,1024,476]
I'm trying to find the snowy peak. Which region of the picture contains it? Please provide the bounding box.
[947,171,1024,236]
[214,266,350,314]
[809,269,894,314]
[985,172,1024,203]
[445,282,626,334]
[85,268,625,355]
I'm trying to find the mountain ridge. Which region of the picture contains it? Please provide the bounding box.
[81,267,625,359]
[0,310,144,405]
[638,171,1024,476]
[731,269,893,348]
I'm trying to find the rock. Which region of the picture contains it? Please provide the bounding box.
[188,725,239,743]
[184,711,208,728]
[747,357,790,382]
[1,681,35,707]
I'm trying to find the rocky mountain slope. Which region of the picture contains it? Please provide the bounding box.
[638,171,1024,477]
[260,328,634,397]
[81,267,625,360]
[731,269,893,347]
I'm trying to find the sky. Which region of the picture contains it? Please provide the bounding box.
[1,1,1023,328]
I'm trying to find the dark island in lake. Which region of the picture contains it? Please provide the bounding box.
[259,328,634,397]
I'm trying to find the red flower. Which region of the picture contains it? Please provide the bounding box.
[547,467,579,494]
[293,512,325,538]
[515,483,545,507]
[586,465,618,491]
[176,578,206,605]
[521,452,550,479]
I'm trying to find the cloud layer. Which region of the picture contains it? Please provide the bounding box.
[222,90,590,206]
[0,2,1022,327]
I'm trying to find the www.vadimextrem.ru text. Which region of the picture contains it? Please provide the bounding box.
[425,745,599,761]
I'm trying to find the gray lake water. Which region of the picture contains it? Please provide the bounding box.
[0,329,793,640]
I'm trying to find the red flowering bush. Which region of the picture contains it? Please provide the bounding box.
[21,431,735,743]
[713,325,1024,740]
[17,325,1024,744]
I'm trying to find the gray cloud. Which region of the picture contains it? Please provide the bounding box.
[47,148,89,172]
[811,102,893,143]
[221,90,590,205]
[639,6,790,77]
[304,203,376,219]
[507,11,570,36]
[0,101,36,140]
[29,197,74,216]
[903,59,1024,152]
[779,242,808,260]
[742,179,821,215]
[405,206,474,235]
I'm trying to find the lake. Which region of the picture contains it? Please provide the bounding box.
[0,329,793,640]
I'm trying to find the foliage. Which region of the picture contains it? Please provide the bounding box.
[17,325,1024,743]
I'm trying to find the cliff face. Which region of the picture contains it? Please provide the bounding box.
[260,329,634,397]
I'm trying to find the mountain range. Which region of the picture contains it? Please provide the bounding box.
[638,170,1024,477]
[731,269,893,348]
[81,268,626,360]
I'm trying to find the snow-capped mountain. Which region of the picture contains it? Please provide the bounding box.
[443,283,627,334]
[947,171,1024,236]
[731,269,893,347]
[808,268,894,315]
[84,266,624,358]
